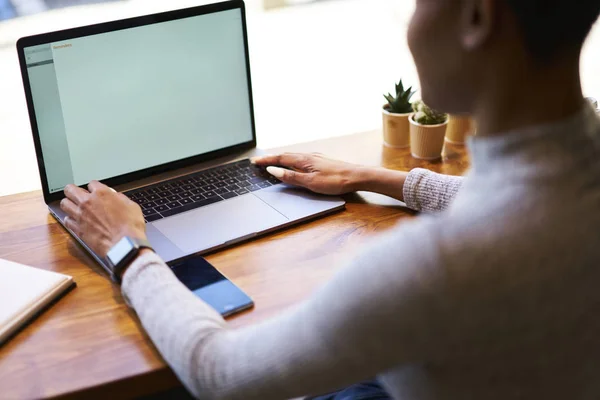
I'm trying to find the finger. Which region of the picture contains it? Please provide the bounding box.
[266,166,313,187]
[64,184,90,206]
[251,153,309,169]
[60,198,81,220]
[64,216,81,236]
[88,180,111,194]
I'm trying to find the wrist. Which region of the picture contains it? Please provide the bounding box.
[347,166,378,192]
[119,248,155,280]
[352,167,408,201]
[107,235,153,282]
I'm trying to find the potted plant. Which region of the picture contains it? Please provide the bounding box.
[409,101,448,160]
[382,79,416,148]
[445,115,475,144]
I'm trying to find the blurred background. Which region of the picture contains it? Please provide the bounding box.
[0,0,599,196]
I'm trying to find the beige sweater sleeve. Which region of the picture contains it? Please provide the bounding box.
[403,168,463,212]
[122,216,449,400]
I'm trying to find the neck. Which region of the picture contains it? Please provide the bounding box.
[474,58,585,136]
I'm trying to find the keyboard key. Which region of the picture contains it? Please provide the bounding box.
[145,214,162,222]
[158,185,171,191]
[147,194,159,201]
[180,191,193,198]
[142,208,155,216]
[182,184,194,191]
[217,175,229,181]
[247,185,261,192]
[215,188,229,195]
[258,181,272,188]
[167,194,181,202]
[215,181,227,188]
[182,178,195,185]
[133,197,146,204]
[171,187,183,194]
[204,191,217,198]
[170,181,184,188]
[191,194,205,202]
[161,196,223,218]
[237,180,251,188]
[193,179,206,186]
[191,188,203,195]
[179,198,193,205]
[155,205,169,213]
[249,177,266,184]
[155,198,167,205]
[203,184,216,191]
[221,192,238,199]
[142,201,157,209]
[226,178,239,185]
[206,178,218,184]
[157,190,171,198]
[235,188,249,195]
[226,184,240,191]
[167,201,181,209]
[146,187,159,194]
[268,177,281,185]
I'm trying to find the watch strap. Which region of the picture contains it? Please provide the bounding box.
[109,237,154,282]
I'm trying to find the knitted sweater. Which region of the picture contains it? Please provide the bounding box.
[122,105,600,399]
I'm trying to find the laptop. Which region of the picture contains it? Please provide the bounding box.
[16,0,345,275]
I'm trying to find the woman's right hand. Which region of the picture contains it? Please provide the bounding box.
[251,153,366,196]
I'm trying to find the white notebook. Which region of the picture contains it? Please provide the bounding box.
[0,258,75,345]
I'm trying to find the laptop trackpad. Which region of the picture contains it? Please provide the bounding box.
[151,195,288,254]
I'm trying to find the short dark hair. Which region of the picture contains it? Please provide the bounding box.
[506,0,600,61]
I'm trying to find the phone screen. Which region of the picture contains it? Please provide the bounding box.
[169,256,254,317]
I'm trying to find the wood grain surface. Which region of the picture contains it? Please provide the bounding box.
[0,130,470,399]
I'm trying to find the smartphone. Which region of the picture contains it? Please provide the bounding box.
[168,255,254,317]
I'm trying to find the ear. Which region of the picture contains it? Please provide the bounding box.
[460,0,496,51]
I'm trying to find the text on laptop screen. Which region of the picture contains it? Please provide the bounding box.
[24,9,253,193]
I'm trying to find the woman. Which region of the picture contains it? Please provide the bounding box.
[60,0,600,398]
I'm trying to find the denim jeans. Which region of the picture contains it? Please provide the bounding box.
[308,379,392,400]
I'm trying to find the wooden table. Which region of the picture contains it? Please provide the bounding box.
[0,130,470,399]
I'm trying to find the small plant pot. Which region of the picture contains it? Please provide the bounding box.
[409,115,448,160]
[382,107,411,148]
[445,115,474,145]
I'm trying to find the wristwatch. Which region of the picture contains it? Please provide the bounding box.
[106,236,154,281]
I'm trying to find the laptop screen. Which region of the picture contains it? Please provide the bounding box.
[23,8,253,194]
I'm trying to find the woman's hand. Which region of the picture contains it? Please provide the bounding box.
[60,181,147,258]
[251,153,366,195]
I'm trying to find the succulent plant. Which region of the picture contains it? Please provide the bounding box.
[384,79,416,114]
[412,100,448,125]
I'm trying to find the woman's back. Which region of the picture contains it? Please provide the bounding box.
[379,105,600,399]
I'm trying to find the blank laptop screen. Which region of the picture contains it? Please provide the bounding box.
[23,8,253,194]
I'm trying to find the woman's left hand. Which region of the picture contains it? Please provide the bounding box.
[60,181,147,258]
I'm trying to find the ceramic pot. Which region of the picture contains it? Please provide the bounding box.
[445,115,474,144]
[409,115,448,160]
[382,107,411,148]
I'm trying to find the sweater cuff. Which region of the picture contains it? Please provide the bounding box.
[403,168,431,211]
[121,250,170,308]
[402,168,464,213]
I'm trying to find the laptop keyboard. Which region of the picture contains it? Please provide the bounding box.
[124,159,281,222]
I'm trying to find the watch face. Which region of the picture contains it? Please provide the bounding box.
[107,237,134,266]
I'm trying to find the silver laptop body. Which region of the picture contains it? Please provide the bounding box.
[17,1,345,275]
